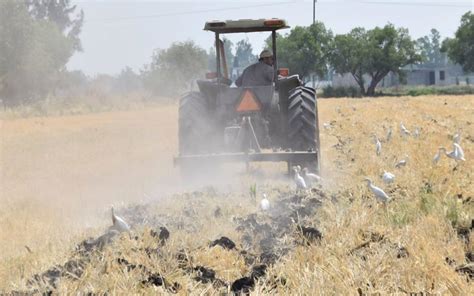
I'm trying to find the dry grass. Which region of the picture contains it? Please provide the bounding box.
[0,95,473,294]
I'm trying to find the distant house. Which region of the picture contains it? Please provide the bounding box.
[381,63,473,87]
[332,56,474,88]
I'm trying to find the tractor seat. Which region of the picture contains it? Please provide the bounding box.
[197,79,230,99]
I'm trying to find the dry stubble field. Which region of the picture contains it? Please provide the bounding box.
[0,95,473,294]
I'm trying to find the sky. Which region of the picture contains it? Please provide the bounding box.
[67,0,474,76]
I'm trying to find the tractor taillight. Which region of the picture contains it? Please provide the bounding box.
[236,89,261,112]
[264,19,284,27]
[278,68,289,77]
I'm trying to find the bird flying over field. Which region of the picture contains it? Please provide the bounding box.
[110,206,130,232]
[302,167,321,186]
[293,167,307,190]
[364,178,390,203]
[382,171,395,184]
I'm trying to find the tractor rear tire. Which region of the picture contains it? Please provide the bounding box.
[287,86,320,172]
[178,91,213,155]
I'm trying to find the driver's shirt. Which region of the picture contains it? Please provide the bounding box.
[235,61,274,87]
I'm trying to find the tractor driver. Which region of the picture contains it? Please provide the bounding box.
[235,49,274,87]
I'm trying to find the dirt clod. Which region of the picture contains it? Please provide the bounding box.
[455,263,474,280]
[210,236,236,250]
[297,225,322,245]
[150,227,170,246]
[231,276,254,295]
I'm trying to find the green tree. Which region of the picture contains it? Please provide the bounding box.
[115,67,142,93]
[142,41,208,96]
[234,38,255,68]
[207,38,234,77]
[331,24,420,96]
[26,0,84,51]
[442,12,474,72]
[266,22,333,81]
[417,29,443,65]
[330,28,368,94]
[208,47,217,71]
[0,0,73,106]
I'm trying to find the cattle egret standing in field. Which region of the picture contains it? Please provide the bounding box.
[293,165,301,173]
[364,178,391,203]
[414,127,421,138]
[453,132,461,144]
[375,135,382,156]
[111,207,130,232]
[453,143,465,161]
[440,143,466,161]
[433,148,442,164]
[395,155,408,168]
[400,122,411,137]
[302,167,321,186]
[386,127,393,142]
[260,194,270,211]
[382,171,395,184]
[293,167,307,190]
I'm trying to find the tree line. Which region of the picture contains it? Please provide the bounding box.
[272,12,473,96]
[0,0,83,107]
[1,0,473,106]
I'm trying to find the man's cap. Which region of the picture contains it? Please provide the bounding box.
[259,49,273,59]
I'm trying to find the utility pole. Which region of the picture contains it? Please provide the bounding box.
[313,0,317,24]
[312,0,317,88]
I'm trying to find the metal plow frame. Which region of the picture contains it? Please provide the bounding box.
[173,150,319,173]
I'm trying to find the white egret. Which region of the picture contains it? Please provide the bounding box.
[364,178,391,203]
[386,127,393,142]
[293,168,307,190]
[374,135,382,156]
[433,148,442,164]
[400,122,411,137]
[395,155,408,168]
[453,143,465,161]
[110,206,130,232]
[302,167,321,186]
[292,165,302,173]
[414,127,420,138]
[260,194,270,211]
[453,132,461,144]
[382,171,395,184]
[440,143,466,161]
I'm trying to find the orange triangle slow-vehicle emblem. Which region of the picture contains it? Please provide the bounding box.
[236,89,261,112]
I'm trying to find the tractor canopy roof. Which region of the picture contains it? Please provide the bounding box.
[204,18,289,33]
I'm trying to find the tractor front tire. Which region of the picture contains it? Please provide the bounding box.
[287,86,320,172]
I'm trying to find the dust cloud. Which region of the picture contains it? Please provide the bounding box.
[0,105,294,232]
